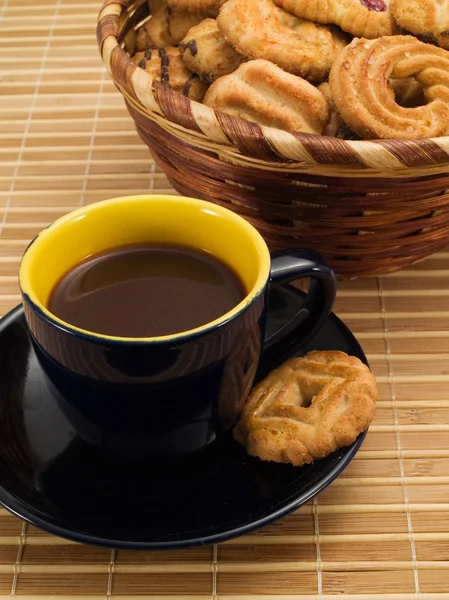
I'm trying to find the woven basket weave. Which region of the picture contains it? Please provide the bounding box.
[97,0,449,278]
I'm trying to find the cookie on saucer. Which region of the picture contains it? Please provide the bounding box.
[233,350,377,466]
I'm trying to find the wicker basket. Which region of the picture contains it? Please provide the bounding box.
[97,0,449,278]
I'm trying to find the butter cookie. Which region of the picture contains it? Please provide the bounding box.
[317,82,345,137]
[132,47,208,101]
[329,35,449,139]
[203,59,329,133]
[391,0,449,50]
[166,0,227,16]
[274,0,397,39]
[136,4,203,50]
[148,0,167,12]
[180,18,244,82]
[317,82,362,139]
[217,0,347,82]
[233,350,377,466]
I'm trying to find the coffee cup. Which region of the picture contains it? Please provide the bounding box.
[19,195,336,456]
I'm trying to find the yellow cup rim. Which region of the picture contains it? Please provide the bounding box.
[19,195,271,343]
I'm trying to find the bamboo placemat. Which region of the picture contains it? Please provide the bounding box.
[1,0,449,598]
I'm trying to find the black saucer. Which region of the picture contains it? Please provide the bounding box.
[0,286,367,549]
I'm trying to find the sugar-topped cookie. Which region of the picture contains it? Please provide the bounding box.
[203,59,329,133]
[274,0,397,39]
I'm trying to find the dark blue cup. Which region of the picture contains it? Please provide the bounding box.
[19,195,336,456]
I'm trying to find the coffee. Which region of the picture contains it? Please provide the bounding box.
[48,244,246,337]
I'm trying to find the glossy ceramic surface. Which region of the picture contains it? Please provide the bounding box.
[19,195,336,457]
[0,286,367,549]
[19,195,271,343]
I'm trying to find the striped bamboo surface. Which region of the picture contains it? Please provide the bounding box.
[1,0,449,598]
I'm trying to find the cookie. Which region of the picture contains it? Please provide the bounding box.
[317,82,344,137]
[148,0,167,13]
[166,0,227,16]
[233,350,378,466]
[217,0,348,82]
[274,0,397,39]
[180,18,244,83]
[391,0,449,50]
[203,59,329,133]
[329,35,449,139]
[136,4,203,51]
[132,47,208,101]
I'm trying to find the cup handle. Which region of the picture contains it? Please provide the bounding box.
[261,248,337,366]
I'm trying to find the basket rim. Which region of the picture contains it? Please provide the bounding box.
[96,0,449,172]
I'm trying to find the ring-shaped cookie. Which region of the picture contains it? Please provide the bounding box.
[217,0,348,82]
[233,350,377,466]
[329,35,449,139]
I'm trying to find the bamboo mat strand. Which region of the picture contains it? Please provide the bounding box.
[2,0,449,597]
